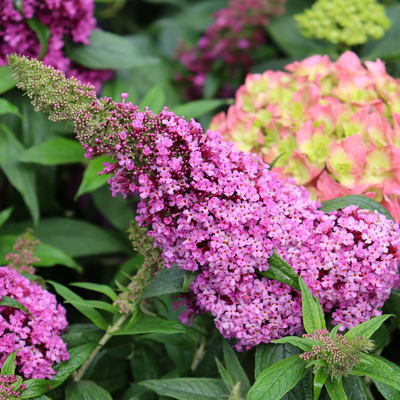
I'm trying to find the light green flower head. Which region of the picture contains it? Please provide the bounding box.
[295,0,391,46]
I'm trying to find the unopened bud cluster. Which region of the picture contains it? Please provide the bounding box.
[300,329,374,378]
[0,374,26,400]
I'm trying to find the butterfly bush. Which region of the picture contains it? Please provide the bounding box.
[178,0,286,99]
[0,375,26,399]
[8,55,400,350]
[295,0,391,46]
[211,51,400,223]
[0,0,112,91]
[0,267,69,379]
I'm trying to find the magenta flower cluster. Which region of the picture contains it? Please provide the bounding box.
[178,0,286,99]
[0,375,26,399]
[0,0,112,91]
[0,267,69,379]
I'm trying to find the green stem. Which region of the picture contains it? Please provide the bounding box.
[75,314,129,381]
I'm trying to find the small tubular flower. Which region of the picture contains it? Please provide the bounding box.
[211,51,400,223]
[295,0,391,46]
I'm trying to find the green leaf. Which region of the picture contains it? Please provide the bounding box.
[125,308,143,330]
[27,396,51,400]
[17,137,84,165]
[183,270,200,292]
[47,281,108,330]
[345,314,392,341]
[0,99,22,118]
[0,296,32,317]
[215,358,234,390]
[65,300,119,314]
[67,30,159,70]
[172,99,230,121]
[299,277,326,333]
[131,345,161,383]
[260,249,300,291]
[371,323,390,352]
[1,349,20,376]
[329,325,342,340]
[194,336,223,379]
[314,369,328,400]
[65,381,112,400]
[319,195,394,222]
[222,340,251,396]
[10,375,23,391]
[0,206,13,228]
[111,317,196,341]
[70,283,118,302]
[342,375,369,400]
[139,378,230,400]
[0,124,39,224]
[324,377,348,400]
[19,379,51,399]
[120,383,156,400]
[51,343,98,387]
[2,218,132,257]
[383,288,400,328]
[247,355,307,400]
[0,66,16,95]
[361,5,400,61]
[271,337,316,352]
[62,324,104,348]
[351,354,400,391]
[139,82,166,114]
[34,242,83,272]
[75,155,112,199]
[269,153,285,171]
[26,17,50,60]
[371,356,400,400]
[141,264,184,299]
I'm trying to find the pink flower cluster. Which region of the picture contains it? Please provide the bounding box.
[211,51,400,222]
[0,0,112,91]
[74,95,400,349]
[178,0,286,99]
[0,375,26,399]
[0,267,69,379]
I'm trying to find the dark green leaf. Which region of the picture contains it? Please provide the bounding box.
[34,242,83,272]
[222,340,250,396]
[0,296,32,317]
[0,99,22,118]
[141,264,184,299]
[361,5,400,61]
[0,206,13,228]
[121,383,156,400]
[2,218,132,257]
[70,283,118,302]
[75,155,112,199]
[172,99,230,121]
[0,66,16,94]
[342,375,369,400]
[0,124,39,224]
[269,153,285,171]
[27,396,51,400]
[351,354,400,391]
[65,381,112,400]
[314,369,328,400]
[47,281,108,330]
[193,336,223,378]
[139,82,166,114]
[112,255,143,288]
[131,345,161,383]
[247,355,306,400]
[371,356,400,399]
[20,379,51,399]
[383,288,400,328]
[65,300,119,314]
[299,277,326,333]
[111,317,195,341]
[260,250,300,291]
[26,17,50,60]
[329,325,342,340]
[325,377,348,400]
[370,323,390,352]
[215,358,234,390]
[51,343,98,387]
[319,195,394,222]
[183,270,200,292]
[62,324,104,348]
[345,315,392,341]
[1,349,19,376]
[17,137,84,165]
[271,337,315,352]
[139,378,229,400]
[67,30,159,70]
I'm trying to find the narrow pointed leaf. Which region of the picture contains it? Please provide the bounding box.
[314,369,328,400]
[0,206,13,228]
[342,375,369,400]
[0,66,16,95]
[0,296,32,317]
[65,300,119,314]
[0,99,22,118]
[70,283,118,302]
[26,17,50,60]
[325,377,348,400]
[65,380,112,400]
[139,82,165,114]
[271,337,316,352]
[1,349,20,376]
[319,195,394,221]
[345,314,392,340]
[299,277,326,333]
[269,152,285,171]
[329,325,342,340]
[247,355,306,400]
[215,358,234,390]
[183,270,200,292]
[371,356,400,399]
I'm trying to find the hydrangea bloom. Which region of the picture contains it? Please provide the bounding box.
[0,267,69,379]
[211,51,400,223]
[295,0,391,46]
[9,56,400,350]
[0,0,112,91]
[178,0,286,99]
